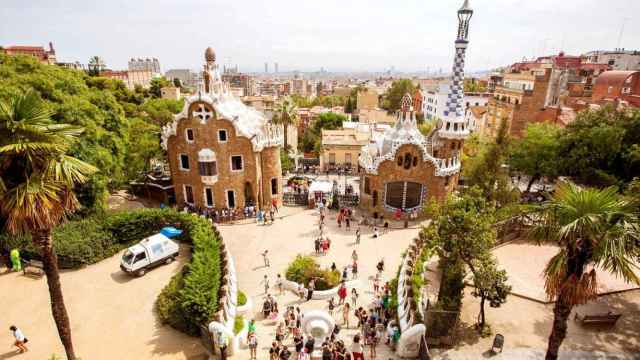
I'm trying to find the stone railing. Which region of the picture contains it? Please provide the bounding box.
[396,236,429,358]
[208,241,250,357]
[434,156,461,177]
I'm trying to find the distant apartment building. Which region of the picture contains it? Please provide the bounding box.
[102,69,155,90]
[584,49,640,71]
[320,128,370,172]
[422,84,491,121]
[165,69,200,89]
[484,52,611,138]
[291,75,307,96]
[1,42,56,64]
[242,95,276,118]
[221,67,254,96]
[356,90,379,110]
[128,58,161,74]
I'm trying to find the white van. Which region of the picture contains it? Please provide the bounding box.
[120,233,180,276]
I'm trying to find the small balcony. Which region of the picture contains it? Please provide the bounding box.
[201,175,218,185]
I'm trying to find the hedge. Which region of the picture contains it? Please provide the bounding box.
[285,255,341,290]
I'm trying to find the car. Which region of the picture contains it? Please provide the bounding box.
[120,233,180,276]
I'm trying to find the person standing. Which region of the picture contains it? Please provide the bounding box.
[351,250,358,263]
[261,275,270,294]
[345,216,350,230]
[272,198,279,213]
[314,238,321,255]
[9,249,21,271]
[337,282,347,305]
[351,288,359,307]
[276,274,284,295]
[342,303,351,328]
[349,335,364,360]
[342,267,348,281]
[306,279,315,301]
[262,250,270,267]
[216,329,228,360]
[248,332,258,359]
[9,326,27,353]
[355,227,361,244]
[328,297,335,316]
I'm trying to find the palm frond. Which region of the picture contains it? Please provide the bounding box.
[45,155,98,186]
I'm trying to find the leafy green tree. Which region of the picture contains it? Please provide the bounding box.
[280,148,294,174]
[149,77,172,98]
[173,78,181,88]
[509,123,562,191]
[470,256,511,328]
[87,56,105,76]
[272,98,299,151]
[558,106,640,187]
[530,182,640,360]
[0,91,98,360]
[125,117,162,179]
[344,97,354,114]
[465,118,518,205]
[299,112,347,154]
[424,187,509,330]
[381,79,416,113]
[464,78,487,93]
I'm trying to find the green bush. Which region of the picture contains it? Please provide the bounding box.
[285,255,341,291]
[238,290,247,306]
[0,217,120,269]
[156,271,191,333]
[233,315,245,335]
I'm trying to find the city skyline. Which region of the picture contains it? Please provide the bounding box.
[2,0,639,73]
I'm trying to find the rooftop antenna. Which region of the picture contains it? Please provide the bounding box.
[616,17,630,49]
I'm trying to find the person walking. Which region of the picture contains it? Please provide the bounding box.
[373,273,380,294]
[351,288,359,307]
[262,250,270,267]
[276,274,284,295]
[314,238,321,255]
[351,261,358,279]
[342,267,348,281]
[328,297,336,316]
[272,198,279,213]
[351,250,358,263]
[261,275,270,294]
[9,326,28,353]
[355,227,361,244]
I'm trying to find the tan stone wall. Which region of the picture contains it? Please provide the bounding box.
[320,145,362,171]
[167,101,280,209]
[258,146,283,208]
[358,144,455,219]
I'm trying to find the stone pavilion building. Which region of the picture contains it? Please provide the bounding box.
[162,47,283,210]
[358,0,474,219]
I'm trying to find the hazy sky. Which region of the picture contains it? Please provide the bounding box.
[2,0,638,73]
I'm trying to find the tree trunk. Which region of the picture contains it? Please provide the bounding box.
[526,174,539,192]
[479,296,486,328]
[545,293,573,360]
[33,229,76,360]
[283,122,289,151]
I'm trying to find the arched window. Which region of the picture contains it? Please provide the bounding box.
[372,191,378,207]
[412,156,418,167]
[404,153,412,169]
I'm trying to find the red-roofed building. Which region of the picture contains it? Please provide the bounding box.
[592,71,640,108]
[1,42,56,64]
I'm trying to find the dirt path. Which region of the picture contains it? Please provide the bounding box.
[0,245,205,360]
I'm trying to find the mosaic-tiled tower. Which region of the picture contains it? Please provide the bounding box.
[439,0,473,142]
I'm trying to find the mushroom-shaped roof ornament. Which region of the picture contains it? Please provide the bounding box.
[205,47,216,63]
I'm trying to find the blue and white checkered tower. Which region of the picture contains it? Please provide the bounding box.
[440,0,473,140]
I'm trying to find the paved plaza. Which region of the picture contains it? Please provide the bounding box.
[218,206,421,359]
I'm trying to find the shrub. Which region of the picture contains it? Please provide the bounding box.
[285,255,340,290]
[238,290,247,306]
[0,217,119,269]
[156,271,191,333]
[233,315,245,335]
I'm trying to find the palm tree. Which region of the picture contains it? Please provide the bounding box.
[0,91,98,360]
[87,56,105,76]
[530,182,640,360]
[271,98,299,151]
